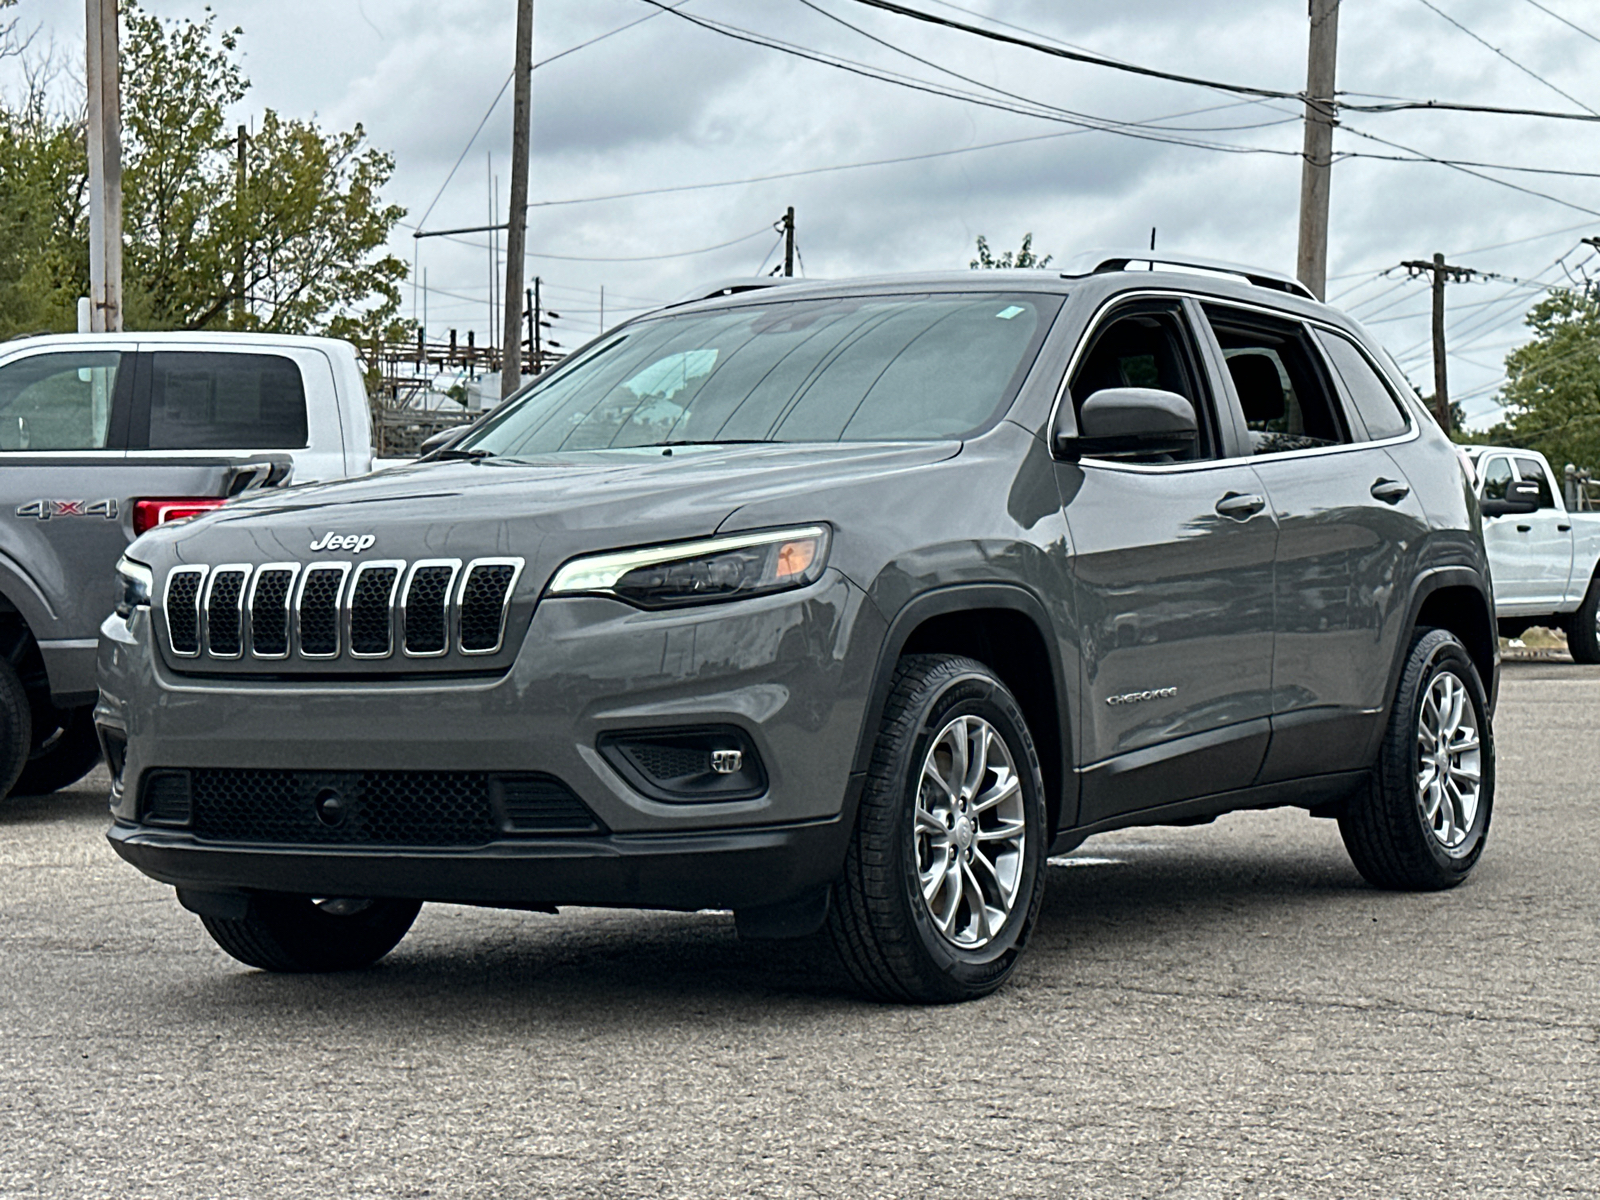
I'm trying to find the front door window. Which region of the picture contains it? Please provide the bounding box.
[0,352,122,452]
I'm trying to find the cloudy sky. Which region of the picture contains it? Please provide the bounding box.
[12,0,1600,427]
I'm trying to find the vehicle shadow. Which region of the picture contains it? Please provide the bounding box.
[0,777,110,828]
[162,832,1376,1030]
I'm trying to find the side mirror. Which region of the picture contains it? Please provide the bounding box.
[1055,387,1198,460]
[1481,478,1540,517]
[420,424,474,458]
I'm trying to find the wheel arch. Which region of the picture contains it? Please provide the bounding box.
[1400,569,1498,713]
[853,585,1072,839]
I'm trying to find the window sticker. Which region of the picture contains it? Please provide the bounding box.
[995,305,1025,320]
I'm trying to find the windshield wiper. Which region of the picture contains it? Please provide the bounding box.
[431,446,496,460]
[652,439,782,447]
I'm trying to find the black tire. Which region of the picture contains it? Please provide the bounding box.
[827,654,1048,1004]
[1567,572,1600,664]
[12,705,102,797]
[199,894,422,972]
[1339,628,1494,890]
[0,658,31,801]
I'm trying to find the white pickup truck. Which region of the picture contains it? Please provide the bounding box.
[1464,445,1600,662]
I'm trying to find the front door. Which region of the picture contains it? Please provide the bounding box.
[1055,298,1279,825]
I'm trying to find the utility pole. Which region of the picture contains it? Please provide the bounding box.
[530,280,540,372]
[233,124,247,325]
[1401,252,1479,434]
[500,0,534,398]
[85,0,123,332]
[783,206,795,277]
[1296,0,1339,301]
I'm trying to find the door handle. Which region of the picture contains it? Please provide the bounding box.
[1516,525,1532,532]
[1215,492,1266,520]
[1559,524,1572,532]
[1370,478,1410,504]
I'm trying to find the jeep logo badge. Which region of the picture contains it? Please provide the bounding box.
[310,531,376,553]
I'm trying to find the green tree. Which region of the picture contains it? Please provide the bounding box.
[1489,289,1600,471]
[0,1,407,339]
[970,233,1053,270]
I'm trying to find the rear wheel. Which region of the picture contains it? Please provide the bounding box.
[12,705,102,797]
[199,894,422,972]
[1339,628,1493,890]
[827,654,1047,1004]
[1567,572,1600,664]
[0,658,31,801]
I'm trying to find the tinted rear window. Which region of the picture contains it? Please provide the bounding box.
[1316,330,1412,441]
[146,352,308,450]
[463,293,1060,455]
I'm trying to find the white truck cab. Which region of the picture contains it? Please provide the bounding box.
[1465,445,1600,661]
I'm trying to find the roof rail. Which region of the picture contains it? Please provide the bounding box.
[1059,249,1317,301]
[668,276,808,308]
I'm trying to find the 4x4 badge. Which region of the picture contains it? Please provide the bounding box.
[310,531,376,553]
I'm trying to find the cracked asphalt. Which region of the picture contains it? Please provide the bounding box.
[2,661,1597,1198]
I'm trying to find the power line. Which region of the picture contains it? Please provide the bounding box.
[414,1,694,234]
[1523,0,1600,47]
[1415,0,1599,117]
[841,0,1600,123]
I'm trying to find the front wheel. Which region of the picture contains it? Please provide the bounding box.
[1339,628,1493,890]
[199,894,422,972]
[1567,572,1600,664]
[828,654,1047,1004]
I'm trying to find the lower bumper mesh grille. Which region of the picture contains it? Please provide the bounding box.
[185,768,604,846]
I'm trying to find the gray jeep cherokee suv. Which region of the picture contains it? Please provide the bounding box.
[98,255,1498,1003]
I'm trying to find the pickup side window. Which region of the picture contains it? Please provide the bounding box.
[1481,456,1514,501]
[1203,305,1351,457]
[0,351,122,451]
[1067,302,1220,461]
[1513,456,1557,509]
[1315,330,1412,441]
[145,352,308,450]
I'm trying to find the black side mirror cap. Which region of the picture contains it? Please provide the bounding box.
[1481,478,1541,517]
[1055,387,1198,460]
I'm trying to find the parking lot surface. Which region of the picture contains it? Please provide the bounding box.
[2,661,1597,1199]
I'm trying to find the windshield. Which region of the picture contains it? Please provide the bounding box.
[461,292,1060,456]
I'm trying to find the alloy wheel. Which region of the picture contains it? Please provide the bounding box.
[913,714,1027,948]
[1415,669,1482,850]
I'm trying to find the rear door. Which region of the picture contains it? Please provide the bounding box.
[1510,455,1574,608]
[1055,296,1279,825]
[1200,307,1431,781]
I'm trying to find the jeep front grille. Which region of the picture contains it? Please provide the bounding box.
[158,556,523,664]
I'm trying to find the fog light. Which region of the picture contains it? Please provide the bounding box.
[598,727,766,802]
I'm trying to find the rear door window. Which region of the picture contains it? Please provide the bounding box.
[1202,306,1352,456]
[0,351,123,451]
[1315,330,1413,441]
[145,352,308,450]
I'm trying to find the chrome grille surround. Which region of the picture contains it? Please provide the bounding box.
[247,564,300,660]
[346,560,404,659]
[401,559,461,658]
[202,565,251,659]
[294,562,352,659]
[163,566,209,658]
[158,557,524,665]
[457,557,525,655]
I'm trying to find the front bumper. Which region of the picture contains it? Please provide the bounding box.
[107,811,854,912]
[98,572,883,910]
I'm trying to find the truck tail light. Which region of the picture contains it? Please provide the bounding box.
[132,498,228,535]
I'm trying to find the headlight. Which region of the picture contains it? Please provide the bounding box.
[115,556,154,618]
[548,525,831,609]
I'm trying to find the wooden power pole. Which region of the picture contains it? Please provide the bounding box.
[500,0,534,398]
[234,124,247,325]
[85,0,123,332]
[783,207,795,277]
[1401,252,1479,434]
[1296,0,1339,302]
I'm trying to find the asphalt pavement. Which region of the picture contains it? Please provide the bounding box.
[3,661,1597,1198]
